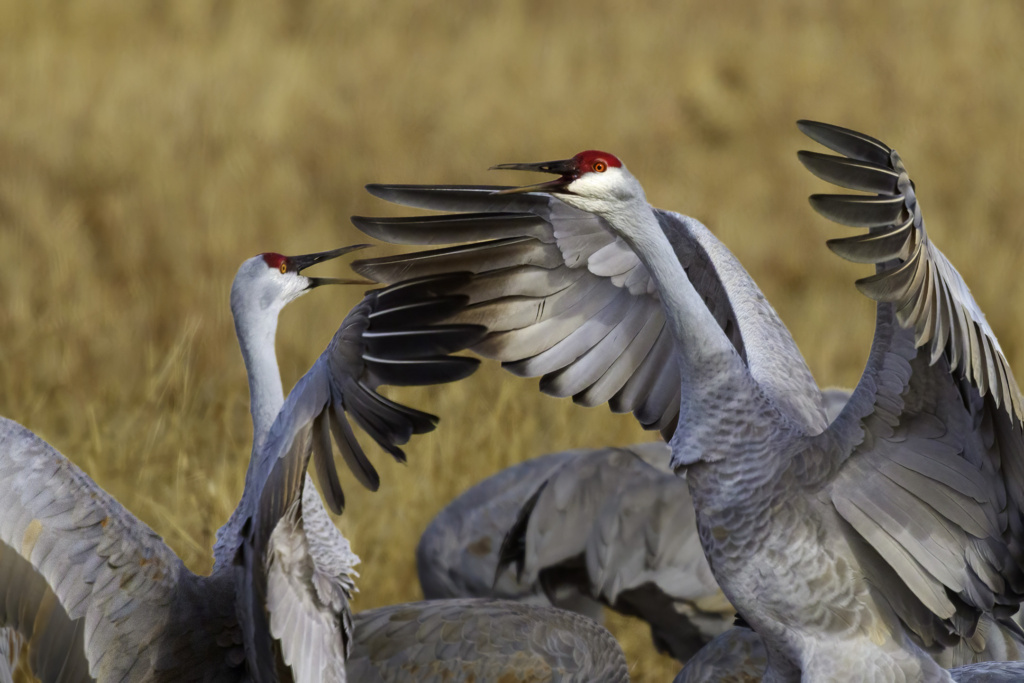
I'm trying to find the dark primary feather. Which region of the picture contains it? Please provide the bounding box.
[797,150,900,195]
[797,119,892,166]
[495,482,547,583]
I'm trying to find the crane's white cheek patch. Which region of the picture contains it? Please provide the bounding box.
[22,518,43,557]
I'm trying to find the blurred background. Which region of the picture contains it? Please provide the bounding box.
[2,1,1023,680]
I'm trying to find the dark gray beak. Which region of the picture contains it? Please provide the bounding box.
[490,158,578,195]
[289,245,374,288]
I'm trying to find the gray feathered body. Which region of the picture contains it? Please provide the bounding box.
[346,599,629,683]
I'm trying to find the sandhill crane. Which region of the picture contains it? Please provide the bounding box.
[350,122,1024,680]
[346,598,629,682]
[0,246,482,682]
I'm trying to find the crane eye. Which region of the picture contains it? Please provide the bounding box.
[280,262,288,274]
[593,161,607,173]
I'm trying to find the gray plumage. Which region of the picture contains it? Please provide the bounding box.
[351,123,1024,680]
[0,249,481,682]
[346,598,629,682]
[949,661,1024,682]
[494,442,731,662]
[416,449,603,619]
[672,627,767,683]
[0,630,20,683]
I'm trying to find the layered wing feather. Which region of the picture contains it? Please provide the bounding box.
[495,443,734,661]
[352,184,828,439]
[800,121,1024,658]
[232,280,483,682]
[346,598,629,683]
[0,416,188,682]
[415,450,584,605]
[672,626,767,683]
[265,478,356,683]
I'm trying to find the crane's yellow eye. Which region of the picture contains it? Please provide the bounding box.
[593,161,607,173]
[280,263,288,274]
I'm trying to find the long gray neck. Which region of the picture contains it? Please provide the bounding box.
[606,200,767,467]
[210,297,286,573]
[234,304,285,453]
[611,200,743,376]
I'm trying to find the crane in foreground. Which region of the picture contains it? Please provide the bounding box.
[350,122,1024,680]
[0,246,483,682]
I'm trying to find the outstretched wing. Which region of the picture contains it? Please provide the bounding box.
[416,450,580,604]
[800,121,1024,658]
[351,184,827,439]
[346,598,629,683]
[232,279,483,682]
[495,442,730,661]
[0,417,191,682]
[496,447,645,588]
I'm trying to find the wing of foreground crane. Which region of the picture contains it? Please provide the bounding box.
[233,276,484,682]
[799,120,1024,663]
[350,183,828,441]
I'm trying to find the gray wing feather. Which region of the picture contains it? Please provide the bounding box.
[0,630,15,683]
[265,478,356,683]
[0,416,185,682]
[494,444,733,661]
[353,184,828,441]
[416,450,581,604]
[801,120,1024,658]
[231,283,482,681]
[346,599,629,683]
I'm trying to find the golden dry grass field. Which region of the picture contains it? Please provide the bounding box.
[2,2,1024,680]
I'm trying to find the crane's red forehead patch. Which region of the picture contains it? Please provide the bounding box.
[261,252,288,270]
[573,150,622,171]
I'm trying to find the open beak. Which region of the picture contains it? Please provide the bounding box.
[289,244,375,288]
[490,158,578,195]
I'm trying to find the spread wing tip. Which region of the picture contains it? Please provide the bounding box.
[800,120,1024,425]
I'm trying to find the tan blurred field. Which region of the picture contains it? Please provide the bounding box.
[2,2,1024,680]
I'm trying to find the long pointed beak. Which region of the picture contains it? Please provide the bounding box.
[289,244,375,288]
[490,158,577,195]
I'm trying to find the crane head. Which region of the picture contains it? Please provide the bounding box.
[490,150,631,201]
[232,245,372,316]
